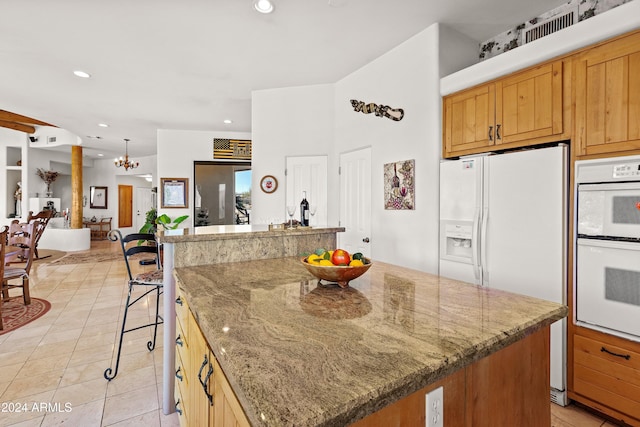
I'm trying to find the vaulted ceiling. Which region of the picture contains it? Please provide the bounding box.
[0,0,568,160]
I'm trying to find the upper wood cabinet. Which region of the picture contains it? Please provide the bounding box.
[574,30,640,158]
[443,60,566,158]
[443,84,495,156]
[497,61,564,145]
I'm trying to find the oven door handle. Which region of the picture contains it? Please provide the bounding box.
[579,182,640,192]
[577,237,640,250]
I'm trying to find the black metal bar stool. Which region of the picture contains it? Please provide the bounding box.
[104,229,164,381]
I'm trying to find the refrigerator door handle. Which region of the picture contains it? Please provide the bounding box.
[480,206,489,286]
[472,206,482,284]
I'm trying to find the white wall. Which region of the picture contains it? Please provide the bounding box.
[81,154,157,235]
[250,24,477,273]
[157,129,252,228]
[333,24,443,273]
[252,84,335,226]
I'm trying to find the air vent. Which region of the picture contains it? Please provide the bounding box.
[524,9,577,44]
[47,136,57,143]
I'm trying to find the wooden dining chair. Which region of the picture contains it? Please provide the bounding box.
[27,210,54,260]
[0,226,8,330]
[2,220,40,305]
[97,217,112,240]
[104,229,163,381]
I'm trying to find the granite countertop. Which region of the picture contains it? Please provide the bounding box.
[158,224,345,243]
[174,257,567,427]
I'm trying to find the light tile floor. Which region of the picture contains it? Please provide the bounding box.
[0,241,621,426]
[0,240,178,427]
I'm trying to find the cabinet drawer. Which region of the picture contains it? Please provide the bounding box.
[175,312,189,369]
[175,288,189,333]
[175,342,188,389]
[174,384,188,427]
[574,335,640,420]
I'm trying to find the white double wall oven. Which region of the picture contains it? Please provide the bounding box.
[575,155,640,343]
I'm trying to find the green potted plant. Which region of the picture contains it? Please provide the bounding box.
[155,213,189,230]
[139,208,158,234]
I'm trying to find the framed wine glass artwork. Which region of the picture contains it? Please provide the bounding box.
[384,159,415,210]
[260,175,278,194]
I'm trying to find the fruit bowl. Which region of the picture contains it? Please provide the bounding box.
[300,256,373,288]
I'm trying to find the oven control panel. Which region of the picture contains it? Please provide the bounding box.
[613,162,640,179]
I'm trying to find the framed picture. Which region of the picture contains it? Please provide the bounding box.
[90,186,108,209]
[260,175,278,194]
[384,159,415,210]
[161,178,188,208]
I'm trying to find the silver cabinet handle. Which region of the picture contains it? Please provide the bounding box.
[175,335,183,347]
[197,354,214,406]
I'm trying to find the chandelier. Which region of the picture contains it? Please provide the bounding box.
[114,138,139,171]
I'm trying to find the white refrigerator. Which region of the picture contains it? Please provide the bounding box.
[439,144,568,406]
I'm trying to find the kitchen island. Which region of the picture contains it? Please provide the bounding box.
[157,225,345,416]
[174,256,567,426]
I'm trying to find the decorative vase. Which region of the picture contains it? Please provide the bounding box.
[45,184,53,198]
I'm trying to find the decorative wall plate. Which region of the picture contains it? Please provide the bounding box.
[260,175,278,193]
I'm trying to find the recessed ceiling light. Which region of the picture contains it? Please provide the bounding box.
[223,119,233,124]
[98,153,104,157]
[98,123,109,128]
[253,0,274,14]
[73,70,91,78]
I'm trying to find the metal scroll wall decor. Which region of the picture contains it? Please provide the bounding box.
[350,99,404,121]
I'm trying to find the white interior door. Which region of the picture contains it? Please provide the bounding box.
[338,147,371,257]
[285,156,328,226]
[135,187,153,232]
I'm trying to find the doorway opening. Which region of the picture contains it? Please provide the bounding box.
[194,161,251,226]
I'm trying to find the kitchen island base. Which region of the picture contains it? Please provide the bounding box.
[173,256,566,426]
[352,327,550,427]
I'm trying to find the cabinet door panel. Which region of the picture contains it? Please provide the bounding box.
[188,311,212,426]
[213,358,250,427]
[497,62,562,144]
[444,85,494,157]
[575,30,640,157]
[629,52,640,141]
[585,61,606,146]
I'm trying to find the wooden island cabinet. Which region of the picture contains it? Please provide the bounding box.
[172,257,565,427]
[175,287,249,427]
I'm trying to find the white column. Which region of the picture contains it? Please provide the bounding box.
[162,243,176,415]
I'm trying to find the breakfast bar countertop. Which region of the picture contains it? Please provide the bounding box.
[157,224,345,243]
[174,257,567,427]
